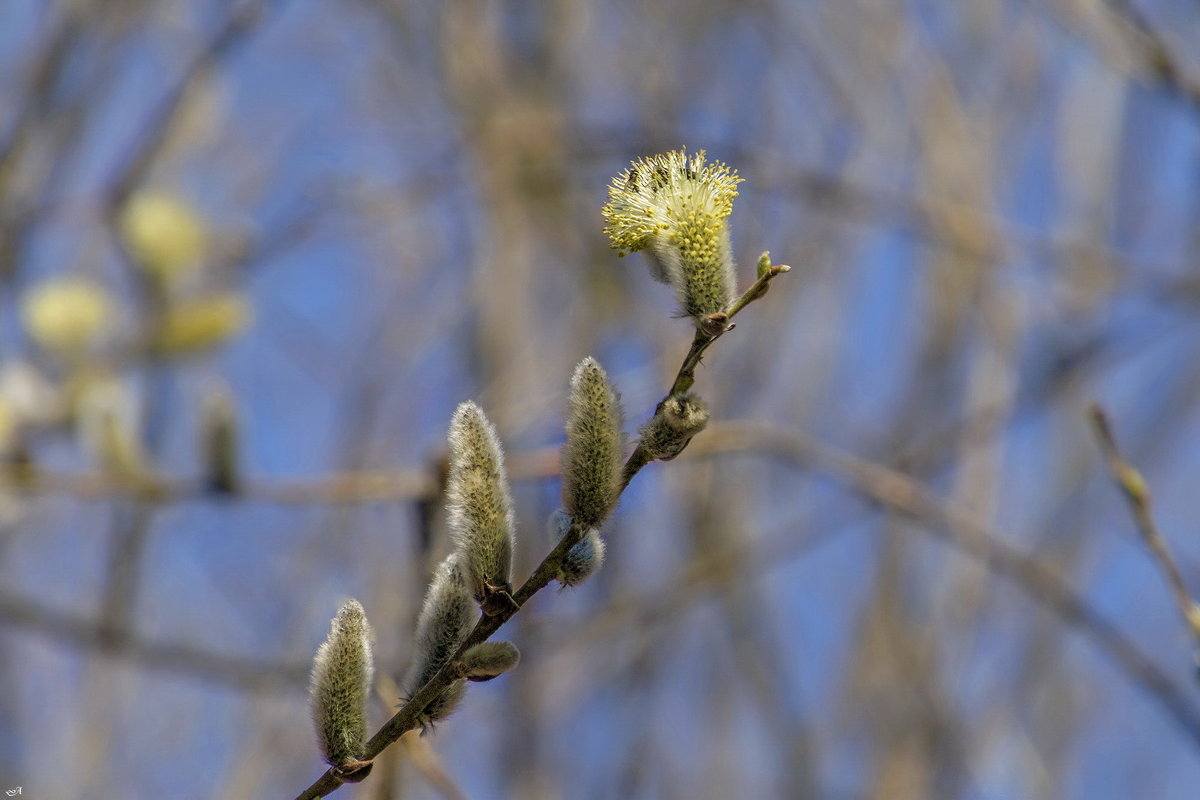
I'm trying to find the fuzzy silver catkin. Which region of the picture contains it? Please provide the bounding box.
[549,508,606,587]
[637,393,711,462]
[445,401,515,606]
[404,554,475,725]
[561,358,624,530]
[310,599,375,767]
[461,641,521,681]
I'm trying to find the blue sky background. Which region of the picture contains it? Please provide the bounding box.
[3,0,1200,798]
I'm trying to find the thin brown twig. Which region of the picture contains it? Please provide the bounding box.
[1100,0,1200,114]
[1022,0,1200,116]
[665,261,791,400]
[103,0,287,207]
[0,3,92,170]
[372,674,468,800]
[694,420,1200,749]
[619,261,790,489]
[0,588,307,690]
[290,266,791,799]
[1088,404,1200,644]
[0,447,561,506]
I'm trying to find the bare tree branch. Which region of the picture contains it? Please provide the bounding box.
[0,587,307,691]
[1090,404,1200,651]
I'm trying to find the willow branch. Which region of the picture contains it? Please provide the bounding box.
[0,588,307,691]
[1100,0,1200,115]
[619,261,790,490]
[0,448,561,506]
[665,261,790,400]
[1089,404,1200,645]
[291,267,791,799]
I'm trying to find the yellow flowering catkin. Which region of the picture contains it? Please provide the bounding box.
[561,357,624,530]
[309,599,375,767]
[404,554,475,727]
[446,401,515,610]
[602,149,742,321]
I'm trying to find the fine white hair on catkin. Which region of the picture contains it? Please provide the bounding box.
[404,554,475,725]
[310,599,375,766]
[445,401,515,604]
[561,357,624,531]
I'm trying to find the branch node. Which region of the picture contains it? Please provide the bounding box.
[698,311,730,337]
[479,583,518,617]
[331,760,373,783]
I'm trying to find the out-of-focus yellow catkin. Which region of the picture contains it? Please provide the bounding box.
[154,293,251,354]
[21,277,115,354]
[0,361,62,428]
[75,374,148,478]
[0,400,15,454]
[120,192,208,283]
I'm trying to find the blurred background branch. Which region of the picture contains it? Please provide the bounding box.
[1090,405,1200,654]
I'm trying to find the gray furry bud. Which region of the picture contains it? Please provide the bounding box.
[445,401,515,612]
[405,554,476,726]
[561,358,624,530]
[637,393,710,462]
[310,599,375,767]
[460,641,521,682]
[549,508,606,587]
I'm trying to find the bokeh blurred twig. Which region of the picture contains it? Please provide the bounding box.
[1089,404,1200,650]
